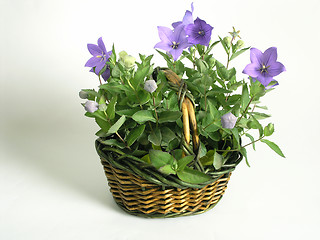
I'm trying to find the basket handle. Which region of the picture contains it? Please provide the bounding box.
[162,69,200,154]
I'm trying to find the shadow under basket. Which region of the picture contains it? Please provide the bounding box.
[102,159,232,218]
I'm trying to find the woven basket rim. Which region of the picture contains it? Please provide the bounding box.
[95,139,242,189]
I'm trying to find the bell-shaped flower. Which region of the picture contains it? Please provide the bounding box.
[221,112,237,129]
[84,100,99,113]
[154,25,190,61]
[185,17,213,46]
[85,37,112,81]
[242,47,286,87]
[144,80,157,93]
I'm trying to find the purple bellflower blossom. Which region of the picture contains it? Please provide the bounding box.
[85,37,112,82]
[242,47,286,87]
[221,112,237,129]
[185,17,213,46]
[154,25,190,61]
[172,2,194,28]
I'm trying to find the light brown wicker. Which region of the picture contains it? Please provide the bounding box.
[101,159,232,218]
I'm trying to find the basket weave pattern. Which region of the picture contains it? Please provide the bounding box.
[102,160,231,217]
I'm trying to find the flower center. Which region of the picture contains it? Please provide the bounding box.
[171,41,180,49]
[198,30,205,36]
[260,64,270,73]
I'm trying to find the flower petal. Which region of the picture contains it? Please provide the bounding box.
[154,41,171,52]
[173,24,187,43]
[97,37,107,54]
[182,10,193,26]
[87,44,101,56]
[170,48,184,61]
[250,48,263,65]
[267,61,286,77]
[172,21,182,28]
[157,26,173,43]
[101,69,111,82]
[242,63,260,77]
[94,61,105,74]
[85,56,101,67]
[256,76,273,87]
[262,47,277,65]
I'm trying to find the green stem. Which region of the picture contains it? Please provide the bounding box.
[236,95,255,126]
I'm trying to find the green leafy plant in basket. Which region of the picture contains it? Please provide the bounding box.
[80,3,286,216]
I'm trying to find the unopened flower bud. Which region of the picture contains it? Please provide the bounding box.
[235,40,244,50]
[123,55,136,68]
[99,103,107,112]
[223,36,232,48]
[79,90,88,99]
[144,80,157,93]
[221,112,237,129]
[84,100,99,113]
[119,51,128,61]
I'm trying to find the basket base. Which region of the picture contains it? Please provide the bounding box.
[102,160,231,218]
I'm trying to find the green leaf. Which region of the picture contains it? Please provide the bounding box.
[158,165,176,175]
[106,95,117,120]
[219,36,230,54]
[261,139,285,158]
[99,139,125,149]
[132,65,150,90]
[107,115,126,134]
[116,108,140,116]
[158,111,182,123]
[240,147,250,167]
[148,128,162,146]
[264,123,275,136]
[195,59,207,73]
[230,47,250,61]
[126,125,145,147]
[213,150,224,170]
[95,117,110,132]
[132,110,156,123]
[207,99,219,119]
[241,83,250,112]
[199,150,215,166]
[177,167,211,184]
[177,155,194,171]
[216,61,228,81]
[149,150,175,169]
[245,133,256,150]
[161,127,177,145]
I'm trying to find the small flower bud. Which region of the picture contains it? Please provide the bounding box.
[99,103,107,112]
[123,55,136,68]
[221,112,237,129]
[144,80,158,93]
[84,100,99,113]
[119,51,128,61]
[79,90,88,99]
[235,40,244,50]
[223,36,232,48]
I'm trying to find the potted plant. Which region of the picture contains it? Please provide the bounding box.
[80,3,285,218]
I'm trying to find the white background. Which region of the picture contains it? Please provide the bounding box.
[1,0,320,239]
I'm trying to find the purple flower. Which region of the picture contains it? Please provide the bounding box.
[154,25,190,61]
[84,100,99,113]
[172,3,194,28]
[185,17,213,46]
[85,37,112,81]
[221,112,237,129]
[243,47,286,87]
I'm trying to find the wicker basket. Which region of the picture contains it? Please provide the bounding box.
[95,69,242,217]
